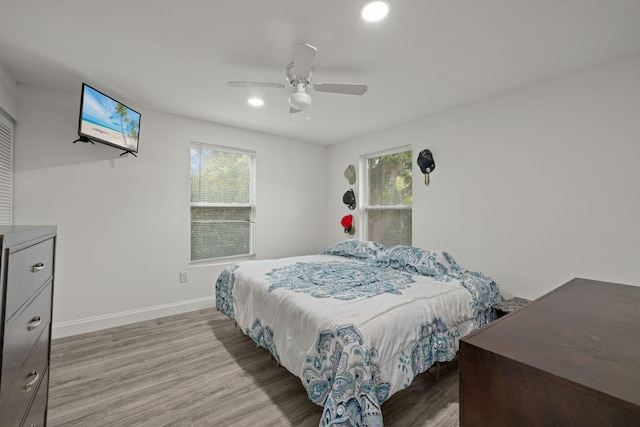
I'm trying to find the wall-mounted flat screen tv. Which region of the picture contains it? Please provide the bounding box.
[77,83,141,154]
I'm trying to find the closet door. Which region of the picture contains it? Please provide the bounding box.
[0,111,13,225]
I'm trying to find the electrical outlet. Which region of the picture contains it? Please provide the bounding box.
[179,271,188,283]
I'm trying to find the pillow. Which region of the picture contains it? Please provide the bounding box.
[322,240,385,261]
[382,245,463,279]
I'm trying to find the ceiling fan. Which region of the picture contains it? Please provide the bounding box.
[228,43,368,114]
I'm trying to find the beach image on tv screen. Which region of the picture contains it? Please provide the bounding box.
[80,85,140,151]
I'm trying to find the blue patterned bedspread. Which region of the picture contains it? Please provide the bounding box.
[215,244,500,426]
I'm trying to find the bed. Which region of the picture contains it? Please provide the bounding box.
[215,240,501,426]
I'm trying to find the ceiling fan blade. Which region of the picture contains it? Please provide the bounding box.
[289,106,303,114]
[293,43,317,79]
[228,81,285,88]
[313,83,368,95]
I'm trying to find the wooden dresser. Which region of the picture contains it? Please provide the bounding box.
[0,226,56,427]
[460,278,640,426]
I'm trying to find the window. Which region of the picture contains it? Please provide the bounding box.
[190,143,255,262]
[363,146,412,247]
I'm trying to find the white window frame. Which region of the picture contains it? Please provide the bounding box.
[189,142,256,263]
[360,145,412,246]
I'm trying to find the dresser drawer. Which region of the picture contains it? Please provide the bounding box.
[1,281,52,399]
[21,372,49,427]
[0,332,49,427]
[5,238,54,321]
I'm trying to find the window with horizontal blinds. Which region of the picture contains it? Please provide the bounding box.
[0,112,13,225]
[189,143,255,261]
[363,146,412,247]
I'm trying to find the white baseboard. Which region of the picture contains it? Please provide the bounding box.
[52,296,216,339]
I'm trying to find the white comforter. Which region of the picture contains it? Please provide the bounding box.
[216,252,500,426]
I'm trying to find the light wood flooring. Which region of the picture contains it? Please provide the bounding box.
[47,307,460,426]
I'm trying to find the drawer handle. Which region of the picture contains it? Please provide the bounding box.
[24,370,39,392]
[27,316,42,331]
[32,262,45,272]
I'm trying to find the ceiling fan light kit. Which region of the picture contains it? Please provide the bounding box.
[289,84,312,111]
[228,43,368,115]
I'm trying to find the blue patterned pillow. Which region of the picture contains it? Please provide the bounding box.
[322,240,385,261]
[381,245,463,279]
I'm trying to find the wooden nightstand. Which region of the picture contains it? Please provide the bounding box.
[492,297,531,318]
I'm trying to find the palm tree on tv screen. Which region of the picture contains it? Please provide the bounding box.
[124,117,139,143]
[114,103,129,146]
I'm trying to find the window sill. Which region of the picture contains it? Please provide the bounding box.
[189,253,256,266]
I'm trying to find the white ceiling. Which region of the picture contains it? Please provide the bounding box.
[1,0,640,145]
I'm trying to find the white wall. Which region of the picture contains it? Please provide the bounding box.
[328,53,640,300]
[13,84,328,337]
[11,52,640,336]
[0,61,17,119]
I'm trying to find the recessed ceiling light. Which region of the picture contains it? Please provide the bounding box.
[361,1,389,22]
[247,97,264,107]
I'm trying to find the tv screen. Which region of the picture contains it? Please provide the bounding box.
[78,83,141,153]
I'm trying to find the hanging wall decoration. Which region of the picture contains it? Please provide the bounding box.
[344,164,356,185]
[342,189,356,210]
[417,149,435,185]
[341,215,355,235]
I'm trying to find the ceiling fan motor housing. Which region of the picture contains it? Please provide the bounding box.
[286,63,311,86]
